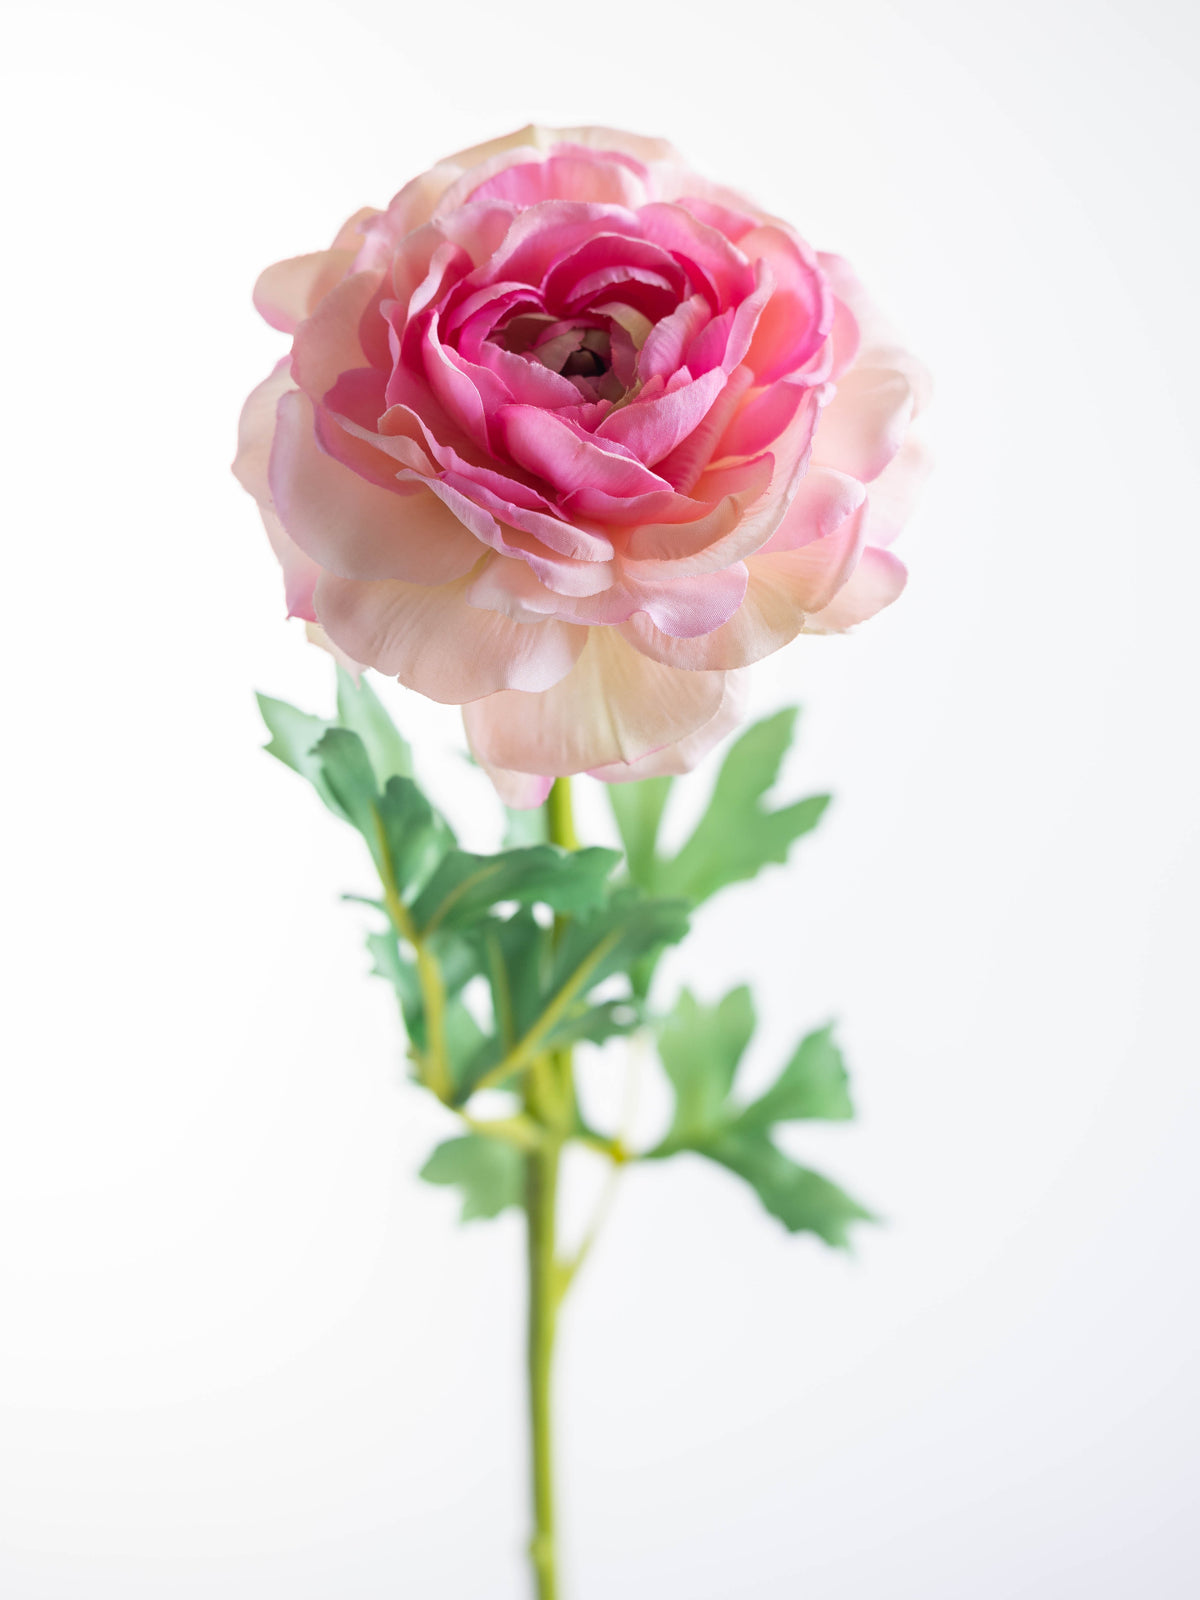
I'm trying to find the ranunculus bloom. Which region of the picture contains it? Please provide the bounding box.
[235,125,930,803]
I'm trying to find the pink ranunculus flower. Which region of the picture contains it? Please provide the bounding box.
[235,126,930,804]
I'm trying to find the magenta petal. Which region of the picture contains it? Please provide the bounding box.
[741,225,833,382]
[497,405,674,499]
[638,295,711,381]
[595,368,727,466]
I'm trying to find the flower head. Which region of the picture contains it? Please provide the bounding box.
[235,126,930,802]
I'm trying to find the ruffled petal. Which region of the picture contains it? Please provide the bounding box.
[862,429,934,546]
[589,670,749,782]
[462,628,727,774]
[802,545,907,633]
[810,366,915,484]
[232,358,294,505]
[315,570,586,703]
[290,270,385,400]
[270,392,483,583]
[253,249,359,334]
[620,477,867,670]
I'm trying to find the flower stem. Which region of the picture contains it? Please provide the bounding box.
[524,778,577,1599]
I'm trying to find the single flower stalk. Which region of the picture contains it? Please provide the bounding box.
[239,126,930,1600]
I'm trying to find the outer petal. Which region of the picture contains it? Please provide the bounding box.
[232,358,294,506]
[817,253,932,410]
[862,429,934,546]
[802,546,907,633]
[462,628,727,774]
[621,475,867,670]
[811,366,915,484]
[477,762,555,810]
[314,570,586,704]
[290,270,386,400]
[588,670,750,782]
[270,392,483,583]
[253,249,357,334]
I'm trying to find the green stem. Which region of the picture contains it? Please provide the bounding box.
[524,778,577,1599]
[524,1094,561,1600]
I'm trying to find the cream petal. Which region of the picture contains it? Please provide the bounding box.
[253,248,359,334]
[270,392,483,584]
[816,253,933,411]
[290,270,385,401]
[232,358,294,506]
[810,366,915,484]
[462,628,727,775]
[863,429,934,546]
[314,571,586,704]
[589,670,750,782]
[475,760,555,810]
[620,490,867,670]
[802,546,907,633]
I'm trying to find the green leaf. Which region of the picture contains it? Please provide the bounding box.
[257,694,341,814]
[608,776,673,888]
[656,710,830,904]
[737,1024,854,1129]
[706,1129,874,1246]
[419,1135,525,1222]
[658,986,755,1146]
[549,889,691,1001]
[409,845,620,936]
[544,998,642,1050]
[335,666,413,785]
[311,726,381,837]
[314,728,447,900]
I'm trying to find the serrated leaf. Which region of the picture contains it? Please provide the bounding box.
[257,694,341,814]
[335,665,413,785]
[736,1024,854,1129]
[419,1135,525,1222]
[314,728,448,900]
[608,776,673,888]
[549,889,691,1000]
[706,1129,875,1246]
[656,710,830,904]
[544,998,642,1050]
[658,986,755,1146]
[410,845,620,936]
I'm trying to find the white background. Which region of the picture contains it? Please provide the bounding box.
[2,0,1198,1594]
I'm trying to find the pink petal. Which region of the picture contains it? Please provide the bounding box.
[290,271,385,401]
[462,629,727,774]
[478,761,555,810]
[810,366,915,483]
[232,358,294,505]
[740,225,833,382]
[315,571,586,704]
[620,482,867,670]
[816,253,933,410]
[862,430,933,546]
[802,545,907,633]
[467,154,648,210]
[636,202,756,309]
[716,376,814,462]
[253,249,359,334]
[639,294,711,381]
[759,467,867,554]
[595,367,727,466]
[589,670,749,782]
[497,404,673,500]
[270,392,483,584]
